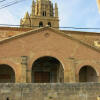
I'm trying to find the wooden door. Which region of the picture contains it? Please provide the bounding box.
[34,71,50,83]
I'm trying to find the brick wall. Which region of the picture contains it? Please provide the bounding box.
[0,29,100,82]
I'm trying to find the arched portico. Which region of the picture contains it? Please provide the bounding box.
[79,65,98,82]
[0,64,15,83]
[76,61,100,82]
[31,56,64,83]
[0,60,22,83]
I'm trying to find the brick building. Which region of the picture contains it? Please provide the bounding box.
[0,0,100,83]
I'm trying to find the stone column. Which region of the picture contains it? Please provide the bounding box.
[26,69,31,83]
[97,76,100,82]
[68,57,76,82]
[58,64,64,83]
[21,56,28,83]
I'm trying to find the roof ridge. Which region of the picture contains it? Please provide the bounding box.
[0,26,100,53]
[50,27,100,53]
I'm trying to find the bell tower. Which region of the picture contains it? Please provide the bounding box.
[20,0,59,29]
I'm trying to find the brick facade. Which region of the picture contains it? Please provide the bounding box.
[0,27,100,83]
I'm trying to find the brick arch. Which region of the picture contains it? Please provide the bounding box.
[29,52,65,70]
[27,50,66,83]
[0,60,22,83]
[31,56,64,83]
[76,61,100,82]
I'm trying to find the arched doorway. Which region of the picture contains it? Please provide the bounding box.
[79,65,98,82]
[32,56,64,83]
[0,64,15,83]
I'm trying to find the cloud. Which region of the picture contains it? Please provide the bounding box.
[0,9,19,25]
[56,0,100,32]
[0,0,31,26]
[57,0,83,27]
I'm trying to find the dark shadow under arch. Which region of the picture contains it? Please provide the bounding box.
[0,64,15,83]
[79,65,98,82]
[31,56,64,83]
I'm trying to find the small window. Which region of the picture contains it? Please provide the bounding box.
[43,11,46,16]
[48,22,51,27]
[39,22,43,27]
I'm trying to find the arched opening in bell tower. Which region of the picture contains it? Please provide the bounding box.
[48,22,51,27]
[39,21,43,27]
[43,11,46,16]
